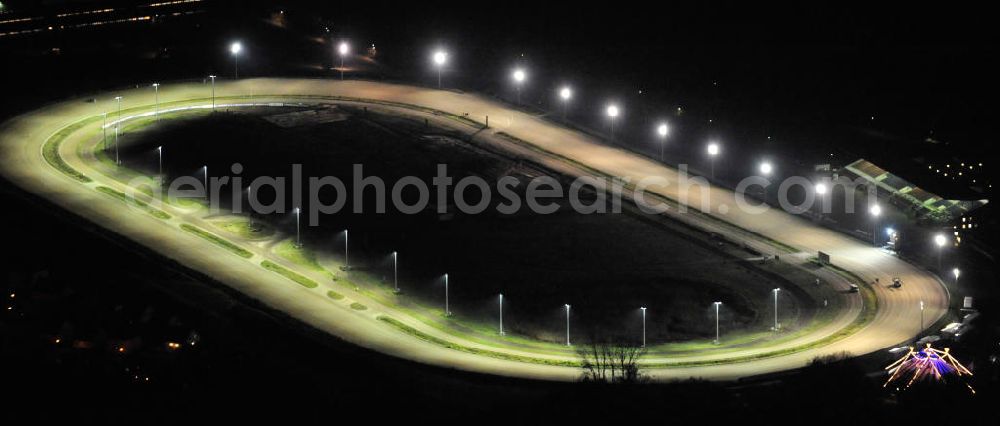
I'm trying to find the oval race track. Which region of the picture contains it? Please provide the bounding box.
[0,78,949,381]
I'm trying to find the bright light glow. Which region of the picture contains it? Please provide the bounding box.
[338,41,349,56]
[759,161,773,175]
[815,182,828,195]
[433,50,447,65]
[559,86,572,100]
[870,205,882,216]
[513,69,526,83]
[934,234,947,247]
[952,268,960,279]
[886,227,895,236]
[230,42,242,55]
[707,142,720,156]
[657,123,669,137]
[606,104,619,118]
[884,344,974,392]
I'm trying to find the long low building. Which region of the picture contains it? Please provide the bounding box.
[843,158,988,223]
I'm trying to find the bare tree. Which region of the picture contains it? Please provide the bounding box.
[578,333,647,384]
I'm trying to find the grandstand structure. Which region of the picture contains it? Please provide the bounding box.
[843,159,988,223]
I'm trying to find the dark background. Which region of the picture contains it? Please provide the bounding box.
[2,1,998,422]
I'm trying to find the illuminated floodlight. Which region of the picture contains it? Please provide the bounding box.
[230,42,243,79]
[433,50,447,65]
[559,86,572,100]
[656,123,670,161]
[606,104,619,118]
[934,233,947,247]
[336,41,350,80]
[814,182,828,195]
[512,68,526,104]
[432,50,448,88]
[513,68,526,83]
[707,142,720,156]
[870,204,881,216]
[759,161,773,176]
[557,86,573,120]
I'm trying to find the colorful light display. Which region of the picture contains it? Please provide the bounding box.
[884,344,974,393]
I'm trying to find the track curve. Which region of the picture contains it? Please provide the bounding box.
[0,78,948,381]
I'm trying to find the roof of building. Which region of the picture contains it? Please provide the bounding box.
[844,158,988,223]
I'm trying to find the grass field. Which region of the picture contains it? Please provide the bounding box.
[107,107,829,346]
[179,224,253,258]
[95,186,172,220]
[212,216,276,240]
[261,260,320,289]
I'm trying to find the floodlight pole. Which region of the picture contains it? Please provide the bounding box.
[565,304,571,346]
[773,288,780,331]
[444,273,451,316]
[713,301,722,344]
[920,300,925,331]
[156,146,163,183]
[499,294,505,335]
[393,251,399,292]
[640,307,647,347]
[152,83,160,121]
[294,208,301,247]
[209,75,216,110]
[114,96,122,165]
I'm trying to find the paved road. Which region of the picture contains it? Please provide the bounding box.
[0,78,948,381]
